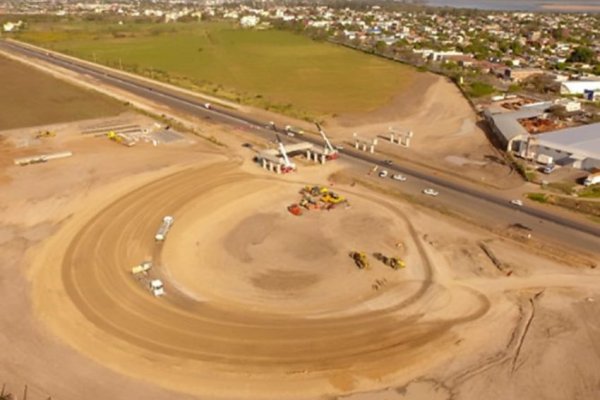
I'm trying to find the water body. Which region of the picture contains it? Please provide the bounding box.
[424,0,600,12]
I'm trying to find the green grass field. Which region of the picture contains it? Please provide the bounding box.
[0,53,125,131]
[16,21,416,119]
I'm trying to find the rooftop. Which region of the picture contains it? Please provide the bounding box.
[535,123,600,159]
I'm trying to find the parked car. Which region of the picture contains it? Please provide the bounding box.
[423,188,439,196]
[541,164,555,174]
[379,170,388,178]
[391,174,407,181]
[510,199,523,207]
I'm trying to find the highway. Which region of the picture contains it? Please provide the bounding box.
[2,39,598,254]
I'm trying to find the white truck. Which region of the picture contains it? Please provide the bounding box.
[584,172,600,186]
[149,279,165,297]
[536,154,553,165]
[155,216,174,241]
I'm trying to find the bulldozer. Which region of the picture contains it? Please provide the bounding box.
[373,252,406,270]
[35,130,56,139]
[349,251,369,269]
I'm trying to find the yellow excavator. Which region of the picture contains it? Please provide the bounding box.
[373,252,406,270]
[349,251,369,269]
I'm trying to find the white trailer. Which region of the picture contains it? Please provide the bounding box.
[536,154,553,165]
[155,216,174,241]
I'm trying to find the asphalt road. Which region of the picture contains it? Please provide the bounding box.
[1,39,598,255]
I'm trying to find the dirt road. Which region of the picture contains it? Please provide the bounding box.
[30,160,494,399]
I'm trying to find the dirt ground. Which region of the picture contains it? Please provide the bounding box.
[0,43,599,400]
[325,74,522,189]
[1,114,599,400]
[0,53,126,131]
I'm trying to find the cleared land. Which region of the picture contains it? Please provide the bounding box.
[1,114,599,399]
[0,53,125,130]
[15,21,417,119]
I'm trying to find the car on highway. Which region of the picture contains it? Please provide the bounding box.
[379,170,388,178]
[383,160,393,165]
[510,199,524,207]
[391,174,407,181]
[335,145,344,151]
[423,188,439,196]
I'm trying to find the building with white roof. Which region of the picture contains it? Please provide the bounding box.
[485,103,600,171]
[560,80,600,95]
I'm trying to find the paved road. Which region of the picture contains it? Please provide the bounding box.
[2,40,598,255]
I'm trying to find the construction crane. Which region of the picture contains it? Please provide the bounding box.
[276,134,296,173]
[315,123,339,160]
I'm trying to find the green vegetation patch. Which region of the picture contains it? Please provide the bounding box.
[578,184,600,198]
[467,81,495,98]
[527,192,548,203]
[527,192,600,218]
[17,21,416,119]
[0,53,125,130]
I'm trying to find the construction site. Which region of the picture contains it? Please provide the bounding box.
[1,45,600,400]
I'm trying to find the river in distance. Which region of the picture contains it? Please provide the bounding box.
[423,0,600,12]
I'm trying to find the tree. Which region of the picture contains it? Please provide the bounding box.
[568,46,595,64]
[374,40,387,54]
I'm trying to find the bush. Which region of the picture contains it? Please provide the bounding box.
[527,193,548,203]
[468,82,495,97]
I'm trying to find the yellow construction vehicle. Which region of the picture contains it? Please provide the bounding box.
[107,131,135,147]
[373,252,406,270]
[107,131,122,143]
[321,191,346,204]
[302,185,329,197]
[35,130,56,139]
[349,251,369,269]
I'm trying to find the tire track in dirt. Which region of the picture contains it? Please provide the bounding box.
[50,162,491,395]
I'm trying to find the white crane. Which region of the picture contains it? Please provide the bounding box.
[315,122,339,160]
[276,134,295,172]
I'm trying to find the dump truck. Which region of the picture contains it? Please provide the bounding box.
[131,261,152,275]
[374,253,406,270]
[149,279,165,296]
[155,216,174,241]
[349,251,368,269]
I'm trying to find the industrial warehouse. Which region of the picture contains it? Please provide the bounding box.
[485,101,600,171]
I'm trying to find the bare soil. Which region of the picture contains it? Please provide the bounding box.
[0,119,599,400]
